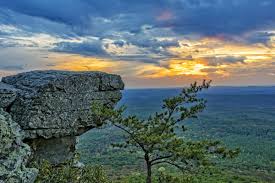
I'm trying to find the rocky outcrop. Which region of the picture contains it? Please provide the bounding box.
[0,109,38,183]
[1,70,124,139]
[0,70,124,168]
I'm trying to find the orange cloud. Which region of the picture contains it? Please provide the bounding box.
[168,60,208,76]
[136,59,209,78]
[50,54,123,73]
[44,35,275,87]
[169,37,275,60]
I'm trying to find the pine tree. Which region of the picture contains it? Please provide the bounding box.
[92,81,239,183]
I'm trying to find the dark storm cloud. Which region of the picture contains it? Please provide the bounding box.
[245,32,275,45]
[170,0,275,36]
[0,9,76,39]
[1,0,275,36]
[112,40,126,48]
[0,0,275,63]
[53,39,108,57]
[128,37,179,49]
[0,1,156,37]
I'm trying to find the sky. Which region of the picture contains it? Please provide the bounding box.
[0,0,275,88]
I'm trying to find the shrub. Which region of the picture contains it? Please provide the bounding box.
[33,160,110,183]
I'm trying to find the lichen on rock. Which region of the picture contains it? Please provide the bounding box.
[0,109,38,183]
[0,70,124,168]
[0,82,18,109]
[2,70,124,139]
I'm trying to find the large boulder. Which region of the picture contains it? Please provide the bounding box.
[1,70,124,139]
[0,70,124,165]
[0,109,38,183]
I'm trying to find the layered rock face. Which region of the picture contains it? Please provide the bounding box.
[0,70,124,166]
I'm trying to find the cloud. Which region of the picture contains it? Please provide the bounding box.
[1,1,274,63]
[53,39,108,57]
[238,31,275,47]
[0,1,275,87]
[1,0,274,37]
[50,26,180,63]
[112,40,126,47]
[0,47,57,72]
[169,0,275,36]
[204,56,246,66]
[0,65,25,71]
[0,8,74,38]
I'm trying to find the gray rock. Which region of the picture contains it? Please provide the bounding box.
[1,70,124,138]
[0,82,18,108]
[0,109,38,183]
[26,136,77,165]
[0,70,124,165]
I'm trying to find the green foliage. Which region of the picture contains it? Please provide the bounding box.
[34,160,265,183]
[155,167,263,183]
[114,166,264,183]
[77,88,275,182]
[33,160,109,183]
[92,81,239,183]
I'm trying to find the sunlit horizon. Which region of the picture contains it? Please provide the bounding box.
[0,1,275,87]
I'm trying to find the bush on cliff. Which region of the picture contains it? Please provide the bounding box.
[33,160,109,183]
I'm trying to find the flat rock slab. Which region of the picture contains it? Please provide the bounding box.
[2,70,124,93]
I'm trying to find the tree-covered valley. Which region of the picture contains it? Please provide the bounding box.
[76,86,275,182]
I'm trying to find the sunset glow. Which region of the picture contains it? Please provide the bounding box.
[0,1,274,87]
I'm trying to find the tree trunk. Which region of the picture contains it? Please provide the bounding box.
[145,154,152,183]
[146,162,152,183]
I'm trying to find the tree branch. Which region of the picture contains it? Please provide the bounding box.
[113,124,147,153]
[151,155,173,163]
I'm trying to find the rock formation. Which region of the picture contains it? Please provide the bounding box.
[0,70,124,181]
[0,109,38,183]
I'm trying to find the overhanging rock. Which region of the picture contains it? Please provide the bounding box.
[0,70,124,165]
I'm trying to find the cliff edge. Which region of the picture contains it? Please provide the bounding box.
[0,70,124,182]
